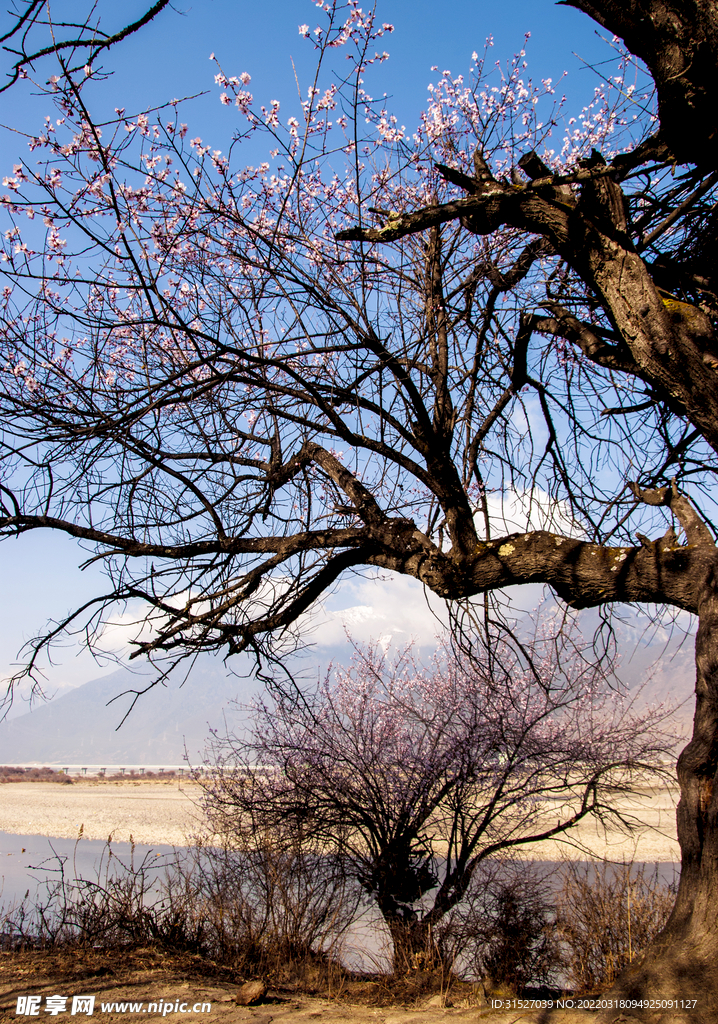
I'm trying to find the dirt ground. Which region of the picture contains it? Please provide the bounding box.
[0,945,694,1024]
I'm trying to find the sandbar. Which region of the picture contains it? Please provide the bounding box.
[0,778,681,859]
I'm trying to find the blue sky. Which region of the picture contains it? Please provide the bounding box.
[0,0,633,696]
[3,0,618,165]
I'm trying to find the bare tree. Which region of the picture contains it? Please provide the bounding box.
[202,628,672,975]
[0,0,717,1007]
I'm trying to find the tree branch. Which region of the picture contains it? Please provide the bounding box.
[1,1,173,93]
[628,478,716,547]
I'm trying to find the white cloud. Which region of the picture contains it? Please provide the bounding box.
[307,572,449,651]
[483,487,582,538]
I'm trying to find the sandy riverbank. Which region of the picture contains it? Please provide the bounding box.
[0,780,205,846]
[0,778,680,858]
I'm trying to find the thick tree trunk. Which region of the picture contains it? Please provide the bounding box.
[383,916,439,977]
[564,0,718,168]
[590,592,718,1022]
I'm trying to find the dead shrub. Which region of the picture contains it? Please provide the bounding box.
[1,834,357,991]
[1,839,203,951]
[1,833,678,1001]
[170,838,358,987]
[435,860,561,994]
[555,858,676,993]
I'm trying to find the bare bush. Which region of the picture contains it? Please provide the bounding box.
[556,859,677,993]
[1,838,201,950]
[435,856,676,996]
[1,829,679,1001]
[1,835,355,988]
[433,860,561,994]
[171,839,358,987]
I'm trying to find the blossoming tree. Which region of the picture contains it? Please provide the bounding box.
[1,0,718,1009]
[203,628,672,975]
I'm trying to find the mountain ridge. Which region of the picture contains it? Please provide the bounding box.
[0,658,260,765]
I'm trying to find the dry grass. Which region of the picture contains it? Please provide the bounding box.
[1,837,356,995]
[1,839,677,1002]
[555,858,677,993]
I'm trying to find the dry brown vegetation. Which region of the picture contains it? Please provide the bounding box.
[0,768,185,785]
[0,836,676,1006]
[556,860,678,994]
[0,767,72,784]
